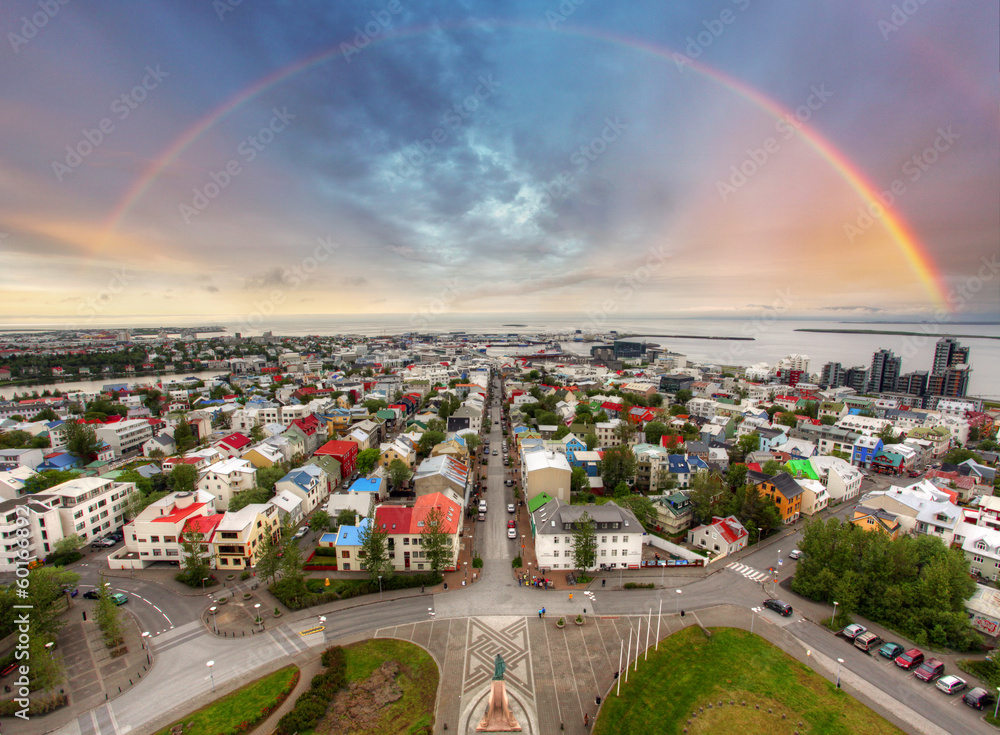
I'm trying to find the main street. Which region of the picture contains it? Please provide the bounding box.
[43,388,996,735]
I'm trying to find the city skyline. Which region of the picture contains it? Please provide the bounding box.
[1,1,998,322]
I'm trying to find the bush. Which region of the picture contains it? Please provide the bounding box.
[44,550,82,567]
[274,647,346,735]
[623,582,655,589]
[313,546,338,557]
[271,573,443,611]
[176,570,216,588]
[512,556,522,569]
[958,658,1000,689]
[240,570,251,580]
[472,556,483,569]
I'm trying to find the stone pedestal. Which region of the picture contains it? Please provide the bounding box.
[476,680,521,732]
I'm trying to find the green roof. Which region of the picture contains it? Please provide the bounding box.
[785,459,819,480]
[375,409,396,419]
[527,492,555,513]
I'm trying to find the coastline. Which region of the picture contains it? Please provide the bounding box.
[795,328,1000,341]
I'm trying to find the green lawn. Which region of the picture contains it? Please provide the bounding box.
[153,665,298,735]
[594,627,904,735]
[329,638,438,735]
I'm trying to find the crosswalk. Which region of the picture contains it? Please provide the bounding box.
[726,562,772,582]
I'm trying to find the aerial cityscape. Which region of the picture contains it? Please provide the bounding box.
[1,1,998,735]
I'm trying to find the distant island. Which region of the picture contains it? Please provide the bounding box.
[502,324,527,327]
[796,328,1000,340]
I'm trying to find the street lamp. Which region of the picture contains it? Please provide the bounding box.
[378,575,383,600]
[836,658,844,689]
[201,576,209,593]
[141,631,150,648]
[832,601,839,628]
[750,606,761,636]
[994,686,1000,719]
[209,606,217,634]
[675,589,682,615]
[464,561,468,579]
[207,660,215,692]
[254,603,262,631]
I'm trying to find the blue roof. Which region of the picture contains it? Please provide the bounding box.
[335,518,370,546]
[349,477,384,494]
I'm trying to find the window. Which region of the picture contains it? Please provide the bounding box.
[622,549,628,557]
[152,549,162,556]
[601,536,607,544]
[622,535,628,543]
[553,537,559,545]
[150,536,159,543]
[600,549,607,557]
[612,536,618,543]
[611,549,618,556]
[403,538,410,545]
[553,550,559,558]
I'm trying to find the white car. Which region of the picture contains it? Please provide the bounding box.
[507,527,518,539]
[293,527,309,540]
[507,503,515,513]
[788,549,803,559]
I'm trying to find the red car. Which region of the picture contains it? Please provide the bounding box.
[507,519,516,529]
[895,648,924,670]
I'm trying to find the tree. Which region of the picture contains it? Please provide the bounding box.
[877,424,902,445]
[612,482,630,499]
[654,467,678,492]
[173,418,196,452]
[553,425,570,440]
[53,534,82,555]
[942,448,982,465]
[27,631,65,693]
[417,430,446,455]
[775,412,799,428]
[358,497,391,582]
[614,420,637,446]
[23,469,79,495]
[584,432,599,451]
[25,566,79,639]
[255,531,281,585]
[426,418,446,433]
[179,528,210,585]
[420,505,453,573]
[570,466,589,495]
[648,392,663,407]
[820,415,837,426]
[616,495,656,529]
[228,487,271,511]
[732,433,760,462]
[279,536,305,582]
[65,422,100,462]
[249,424,265,443]
[94,574,124,647]
[256,463,287,494]
[363,398,387,414]
[599,445,637,491]
[169,463,198,494]
[335,508,358,528]
[760,459,783,477]
[309,509,331,532]
[356,447,380,475]
[643,421,670,446]
[688,472,724,526]
[726,463,748,490]
[464,433,481,457]
[388,459,412,490]
[674,389,692,404]
[34,407,59,422]
[571,511,597,571]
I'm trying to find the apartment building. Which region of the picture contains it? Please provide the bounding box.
[0,495,64,571]
[49,476,137,541]
[533,498,643,571]
[211,503,280,570]
[95,418,154,458]
[196,458,257,510]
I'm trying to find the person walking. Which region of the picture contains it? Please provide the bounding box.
[584,713,590,727]
[542,607,546,618]
[601,578,606,588]
[538,609,543,619]
[568,592,573,602]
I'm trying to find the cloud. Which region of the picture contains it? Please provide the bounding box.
[244,268,287,289]
[341,276,367,286]
[200,285,220,293]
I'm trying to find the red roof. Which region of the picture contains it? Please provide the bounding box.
[660,435,684,449]
[154,502,207,524]
[601,401,623,411]
[375,505,411,533]
[316,439,358,458]
[217,432,251,450]
[183,513,225,535]
[711,516,747,545]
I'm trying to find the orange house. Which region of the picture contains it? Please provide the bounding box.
[753,473,803,524]
[850,505,901,540]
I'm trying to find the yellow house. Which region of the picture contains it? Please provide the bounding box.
[753,473,803,525]
[211,503,280,570]
[380,440,416,469]
[242,443,283,468]
[431,438,470,463]
[851,504,901,540]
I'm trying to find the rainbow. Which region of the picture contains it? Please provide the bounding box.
[101,20,952,309]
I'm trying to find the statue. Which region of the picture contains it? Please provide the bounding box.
[493,653,506,681]
[477,652,520,731]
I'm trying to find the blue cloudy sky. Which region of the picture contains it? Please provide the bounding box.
[0,0,997,325]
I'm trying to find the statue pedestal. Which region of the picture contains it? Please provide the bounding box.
[476,680,521,732]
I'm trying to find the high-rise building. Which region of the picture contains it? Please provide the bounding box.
[899,371,928,396]
[612,340,646,359]
[928,338,970,398]
[932,338,969,374]
[868,349,901,393]
[845,366,869,393]
[820,362,845,388]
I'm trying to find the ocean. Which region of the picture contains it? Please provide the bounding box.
[2,313,998,400]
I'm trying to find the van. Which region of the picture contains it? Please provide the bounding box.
[853,632,883,653]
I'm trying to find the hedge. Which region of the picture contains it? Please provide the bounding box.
[270,572,442,611]
[312,547,338,557]
[274,647,346,735]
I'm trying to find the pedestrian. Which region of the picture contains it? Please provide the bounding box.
[569,592,573,602]
[584,713,589,727]
[542,607,546,617]
[602,578,606,588]
[518,577,522,587]
[538,609,543,619]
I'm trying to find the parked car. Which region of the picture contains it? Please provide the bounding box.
[493,450,498,455]
[964,687,996,710]
[935,675,966,695]
[878,642,904,660]
[840,624,867,640]
[478,512,486,522]
[788,549,803,560]
[507,519,516,529]
[913,659,945,683]
[853,632,883,653]
[507,527,518,539]
[110,593,128,606]
[106,531,124,543]
[763,599,792,616]
[293,527,309,540]
[90,537,115,548]
[507,503,515,513]
[894,648,924,670]
[504,480,514,487]
[82,589,101,600]
[908,471,921,477]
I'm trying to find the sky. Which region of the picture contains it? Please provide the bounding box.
[0,0,998,328]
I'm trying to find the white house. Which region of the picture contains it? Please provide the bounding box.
[532,498,643,572]
[686,515,748,557]
[196,458,258,510]
[95,419,154,458]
